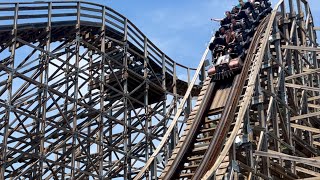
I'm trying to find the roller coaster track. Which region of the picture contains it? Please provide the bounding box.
[159,14,271,180]
[1,0,320,179]
[136,0,320,179]
[197,15,272,180]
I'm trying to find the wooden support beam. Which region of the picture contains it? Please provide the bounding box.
[294,134,320,156]
[253,150,320,168]
[314,27,320,31]
[290,111,320,121]
[270,161,300,179]
[311,156,320,160]
[285,68,320,80]
[313,134,320,139]
[291,123,320,134]
[308,103,320,109]
[285,83,320,92]
[313,141,320,147]
[308,96,320,101]
[282,45,320,52]
[133,35,215,180]
[237,161,270,180]
[297,177,320,180]
[296,166,320,177]
[267,132,294,152]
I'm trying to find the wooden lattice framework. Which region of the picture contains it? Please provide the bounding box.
[0,1,203,179]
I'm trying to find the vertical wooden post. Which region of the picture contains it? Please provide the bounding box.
[0,3,18,180]
[98,5,106,180]
[70,2,81,179]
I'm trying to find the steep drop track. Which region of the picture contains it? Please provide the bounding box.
[160,16,271,180]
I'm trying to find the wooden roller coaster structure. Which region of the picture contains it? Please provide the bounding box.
[0,0,319,179]
[0,1,201,179]
[136,0,320,179]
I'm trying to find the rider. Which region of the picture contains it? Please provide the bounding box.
[211,11,233,29]
[209,30,228,63]
[230,18,245,32]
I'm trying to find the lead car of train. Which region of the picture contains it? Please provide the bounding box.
[208,0,272,80]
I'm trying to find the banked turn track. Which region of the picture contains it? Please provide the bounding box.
[136,0,320,179]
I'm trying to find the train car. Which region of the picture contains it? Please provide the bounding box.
[207,0,272,81]
[208,54,243,80]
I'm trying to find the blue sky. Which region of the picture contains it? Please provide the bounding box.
[91,0,320,69]
[4,0,320,69]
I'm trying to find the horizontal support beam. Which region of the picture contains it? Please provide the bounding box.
[308,96,320,101]
[282,45,320,52]
[314,27,320,31]
[296,166,320,177]
[290,111,320,121]
[285,83,320,92]
[254,150,320,168]
[297,177,320,180]
[313,134,320,139]
[291,123,320,134]
[308,103,320,109]
[314,141,320,147]
[285,68,320,80]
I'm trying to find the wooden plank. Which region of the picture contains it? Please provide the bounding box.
[282,45,320,52]
[308,96,320,101]
[314,27,320,31]
[291,123,320,134]
[238,161,270,180]
[285,68,320,80]
[290,111,320,121]
[0,6,78,11]
[270,162,298,179]
[296,166,320,177]
[297,177,320,180]
[313,141,320,147]
[253,150,320,168]
[311,156,320,160]
[308,103,320,109]
[313,134,320,139]
[285,83,320,92]
[268,132,294,151]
